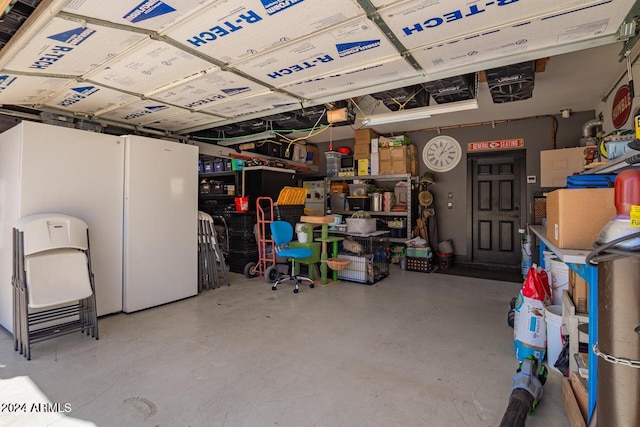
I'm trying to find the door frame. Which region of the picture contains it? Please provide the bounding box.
[465,149,527,267]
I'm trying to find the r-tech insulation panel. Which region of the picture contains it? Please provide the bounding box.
[0,0,634,136]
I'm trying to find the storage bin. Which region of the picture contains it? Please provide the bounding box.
[347,196,369,211]
[406,256,433,273]
[346,215,376,234]
[225,212,256,231]
[437,252,453,269]
[325,151,343,177]
[227,250,258,273]
[209,180,224,194]
[348,183,368,196]
[275,205,305,229]
[203,161,214,173]
[406,247,432,258]
[213,159,224,172]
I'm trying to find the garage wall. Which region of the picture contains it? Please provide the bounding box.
[311,110,596,261]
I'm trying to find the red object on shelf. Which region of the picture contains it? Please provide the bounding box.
[614,169,640,216]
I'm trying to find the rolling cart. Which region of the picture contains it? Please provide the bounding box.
[244,197,280,282]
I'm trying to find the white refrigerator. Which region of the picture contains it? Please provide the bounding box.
[122,136,198,312]
[0,122,198,332]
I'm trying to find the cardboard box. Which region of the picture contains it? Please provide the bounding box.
[546,188,615,249]
[379,146,391,161]
[540,147,586,187]
[379,158,410,175]
[357,159,369,176]
[569,269,589,313]
[355,129,379,146]
[354,144,370,160]
[306,145,319,165]
[389,146,409,160]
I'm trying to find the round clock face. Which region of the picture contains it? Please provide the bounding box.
[422,135,462,172]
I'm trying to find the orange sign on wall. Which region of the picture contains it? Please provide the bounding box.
[467,138,525,152]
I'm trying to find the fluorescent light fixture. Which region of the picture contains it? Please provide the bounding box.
[362,99,478,126]
[216,131,276,146]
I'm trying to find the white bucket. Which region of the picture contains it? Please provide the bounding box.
[549,259,569,305]
[545,305,564,374]
[295,223,309,243]
[543,251,556,272]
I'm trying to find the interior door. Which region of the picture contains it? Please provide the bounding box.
[471,151,525,266]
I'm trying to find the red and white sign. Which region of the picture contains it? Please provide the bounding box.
[612,84,632,129]
[467,138,525,152]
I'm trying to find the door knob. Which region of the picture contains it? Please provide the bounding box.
[514,207,519,211]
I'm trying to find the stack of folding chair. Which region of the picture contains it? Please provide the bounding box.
[197,211,229,291]
[12,213,99,360]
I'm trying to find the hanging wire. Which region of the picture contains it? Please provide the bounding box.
[585,231,640,265]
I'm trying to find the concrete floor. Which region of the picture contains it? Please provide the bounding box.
[0,267,570,426]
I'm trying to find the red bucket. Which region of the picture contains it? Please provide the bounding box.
[234,196,249,212]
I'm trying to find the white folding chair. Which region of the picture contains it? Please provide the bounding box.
[12,213,99,360]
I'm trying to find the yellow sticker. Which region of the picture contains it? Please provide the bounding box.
[631,205,640,228]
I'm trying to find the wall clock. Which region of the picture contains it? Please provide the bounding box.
[422,135,462,172]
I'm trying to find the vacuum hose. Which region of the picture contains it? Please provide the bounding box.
[499,389,535,427]
[498,356,547,427]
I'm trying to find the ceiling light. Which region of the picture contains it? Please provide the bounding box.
[361,99,479,126]
[327,107,353,124]
[216,131,276,146]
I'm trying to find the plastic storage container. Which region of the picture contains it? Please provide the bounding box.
[325,151,343,177]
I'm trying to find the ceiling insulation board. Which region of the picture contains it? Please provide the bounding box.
[370,0,404,8]
[234,18,401,88]
[96,99,186,125]
[411,2,630,76]
[62,0,219,32]
[198,91,299,118]
[281,57,421,99]
[150,70,270,109]
[0,74,70,104]
[165,0,364,65]
[87,39,219,94]
[3,17,148,76]
[43,83,139,114]
[378,0,625,51]
[145,111,224,132]
[0,0,637,135]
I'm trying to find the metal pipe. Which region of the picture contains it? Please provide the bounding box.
[597,256,640,427]
[582,119,603,138]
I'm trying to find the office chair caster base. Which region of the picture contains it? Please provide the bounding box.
[310,283,315,288]
[271,285,277,291]
[293,287,299,293]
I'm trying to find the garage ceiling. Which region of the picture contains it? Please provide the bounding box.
[0,0,638,143]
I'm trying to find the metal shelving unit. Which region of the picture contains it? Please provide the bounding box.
[324,173,416,243]
[582,151,639,174]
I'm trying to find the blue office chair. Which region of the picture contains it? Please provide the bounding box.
[270,221,314,293]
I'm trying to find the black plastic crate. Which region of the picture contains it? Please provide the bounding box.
[275,205,305,228]
[229,231,258,252]
[225,212,257,231]
[227,250,258,273]
[405,256,433,273]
